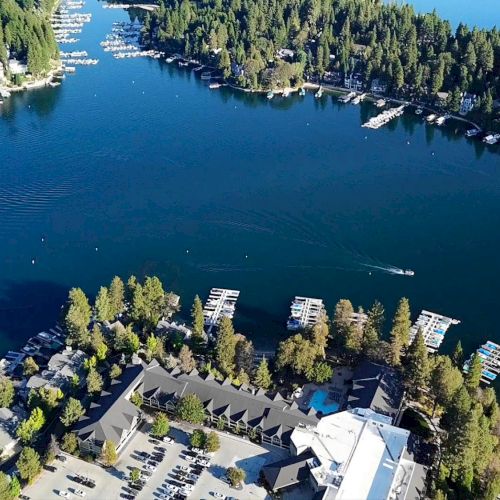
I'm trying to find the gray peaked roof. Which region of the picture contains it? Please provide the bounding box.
[141,361,319,445]
[347,360,403,419]
[262,451,315,491]
[74,362,144,445]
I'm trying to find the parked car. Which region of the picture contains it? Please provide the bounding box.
[181,483,194,491]
[178,465,189,472]
[196,459,210,467]
[166,484,179,492]
[190,447,203,454]
[44,465,57,472]
[212,493,225,499]
[143,464,156,472]
[163,436,173,444]
[74,489,86,498]
[57,454,67,463]
[58,492,70,499]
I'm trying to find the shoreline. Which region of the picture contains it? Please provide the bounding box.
[1,64,63,96]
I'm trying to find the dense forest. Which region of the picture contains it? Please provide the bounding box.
[0,0,58,82]
[142,0,499,114]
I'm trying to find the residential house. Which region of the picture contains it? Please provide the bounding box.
[344,73,363,91]
[0,406,27,461]
[371,78,388,94]
[8,59,27,76]
[277,48,295,60]
[73,361,144,455]
[459,93,478,115]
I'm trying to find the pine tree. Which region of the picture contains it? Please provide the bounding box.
[179,345,195,373]
[95,286,112,322]
[64,288,91,347]
[254,358,272,389]
[389,297,411,365]
[109,276,125,318]
[465,353,482,393]
[404,329,430,400]
[215,317,236,376]
[191,295,205,338]
[451,340,464,367]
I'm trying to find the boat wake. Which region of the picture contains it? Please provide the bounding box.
[361,263,415,276]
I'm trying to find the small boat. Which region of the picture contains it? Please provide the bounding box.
[165,56,175,63]
[193,65,204,72]
[315,87,323,98]
[266,91,274,100]
[200,72,212,80]
[483,133,500,145]
[299,87,305,96]
[426,113,437,123]
[415,107,423,115]
[465,128,480,137]
[403,269,415,276]
[178,61,189,67]
[435,115,446,126]
[282,89,289,98]
[209,82,221,89]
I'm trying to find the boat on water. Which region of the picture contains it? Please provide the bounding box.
[435,116,446,126]
[299,87,305,96]
[465,128,480,137]
[403,269,415,276]
[282,89,290,98]
[165,56,176,63]
[415,107,423,115]
[193,65,204,72]
[426,113,437,123]
[200,72,212,80]
[315,87,323,98]
[209,82,221,89]
[483,133,500,145]
[266,91,274,100]
[178,61,189,67]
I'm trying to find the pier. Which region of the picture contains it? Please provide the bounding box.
[464,341,500,384]
[409,310,460,353]
[286,296,326,331]
[202,288,240,334]
[362,105,405,129]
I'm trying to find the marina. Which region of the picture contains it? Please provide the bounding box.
[464,341,500,384]
[286,296,326,331]
[338,91,356,103]
[409,310,460,353]
[362,105,405,129]
[202,288,240,334]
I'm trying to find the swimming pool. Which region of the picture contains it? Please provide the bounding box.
[307,390,340,415]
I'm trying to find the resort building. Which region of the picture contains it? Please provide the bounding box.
[464,340,500,384]
[409,310,460,353]
[8,59,27,75]
[140,360,319,449]
[263,408,426,499]
[344,73,363,91]
[346,361,404,424]
[287,296,326,331]
[73,361,144,455]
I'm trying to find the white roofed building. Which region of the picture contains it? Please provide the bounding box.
[279,408,426,499]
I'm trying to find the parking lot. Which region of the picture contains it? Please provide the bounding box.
[23,421,288,499]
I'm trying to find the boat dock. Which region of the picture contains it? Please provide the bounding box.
[202,288,240,334]
[464,341,500,384]
[409,310,460,353]
[362,105,405,129]
[338,91,356,103]
[286,296,326,331]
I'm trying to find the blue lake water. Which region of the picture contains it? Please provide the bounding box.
[0,0,499,357]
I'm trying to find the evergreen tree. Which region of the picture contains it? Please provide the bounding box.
[64,287,91,347]
[191,294,205,338]
[109,276,125,317]
[451,340,464,367]
[101,440,118,466]
[215,317,236,376]
[389,297,411,366]
[254,358,272,389]
[86,368,103,395]
[176,394,205,424]
[0,377,15,407]
[404,329,430,400]
[465,354,483,393]
[151,412,170,437]
[16,447,41,484]
[430,355,463,415]
[95,286,112,322]
[60,397,85,427]
[179,345,196,373]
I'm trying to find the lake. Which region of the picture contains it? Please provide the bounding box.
[0,0,499,357]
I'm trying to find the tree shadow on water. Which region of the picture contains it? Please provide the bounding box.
[0,279,68,349]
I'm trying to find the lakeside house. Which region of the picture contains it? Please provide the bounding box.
[460,93,478,115]
[22,347,87,398]
[344,73,363,91]
[262,408,426,498]
[0,406,27,461]
[371,78,388,94]
[8,59,27,76]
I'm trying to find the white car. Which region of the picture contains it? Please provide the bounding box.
[166,484,179,492]
[182,484,194,491]
[197,459,210,467]
[58,492,70,499]
[163,436,173,444]
[74,489,86,498]
[185,455,196,462]
[191,447,203,453]
[213,493,225,499]
[144,464,156,472]
[178,465,189,472]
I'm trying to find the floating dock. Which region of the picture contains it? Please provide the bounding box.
[409,310,460,353]
[464,341,500,384]
[287,296,326,331]
[362,105,405,129]
[202,288,240,334]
